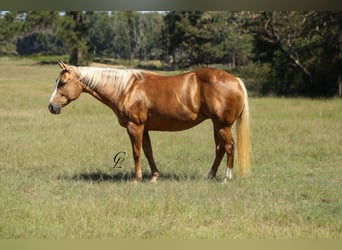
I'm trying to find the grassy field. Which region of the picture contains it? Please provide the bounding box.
[0,57,341,239]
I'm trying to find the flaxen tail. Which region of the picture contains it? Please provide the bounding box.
[236,78,251,177]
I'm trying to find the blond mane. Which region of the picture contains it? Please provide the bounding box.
[77,67,143,94]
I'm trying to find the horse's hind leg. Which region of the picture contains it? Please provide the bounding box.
[208,121,225,179]
[142,130,160,183]
[218,126,235,182]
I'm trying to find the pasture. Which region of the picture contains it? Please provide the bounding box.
[0,57,341,239]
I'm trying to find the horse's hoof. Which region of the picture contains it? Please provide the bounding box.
[131,179,141,184]
[222,177,233,184]
[207,170,216,179]
[150,173,159,184]
[150,177,158,184]
[208,176,218,182]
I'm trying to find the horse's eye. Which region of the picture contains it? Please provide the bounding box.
[58,81,66,88]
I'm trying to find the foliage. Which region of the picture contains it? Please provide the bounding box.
[0,11,63,56]
[0,11,341,96]
[249,11,342,96]
[161,11,253,68]
[53,11,91,65]
[230,62,271,96]
[16,33,64,55]
[0,11,25,56]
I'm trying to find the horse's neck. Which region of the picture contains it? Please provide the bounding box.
[77,68,114,105]
[78,66,142,109]
[81,82,116,109]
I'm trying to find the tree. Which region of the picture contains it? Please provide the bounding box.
[161,11,254,69]
[87,12,115,57]
[250,11,342,96]
[161,11,184,66]
[135,12,163,61]
[54,11,90,65]
[220,12,254,67]
[0,11,26,56]
[0,11,63,56]
[91,11,163,63]
[16,11,62,55]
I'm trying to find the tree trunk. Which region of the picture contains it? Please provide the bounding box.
[232,53,236,68]
[339,74,342,98]
[339,15,342,97]
[68,11,88,66]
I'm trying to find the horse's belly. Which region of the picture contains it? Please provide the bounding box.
[145,114,206,131]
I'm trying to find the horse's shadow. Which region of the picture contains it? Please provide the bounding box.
[71,171,134,182]
[59,170,201,183]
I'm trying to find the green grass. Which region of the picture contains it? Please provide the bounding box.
[0,57,341,239]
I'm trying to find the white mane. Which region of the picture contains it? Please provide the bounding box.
[77,67,143,94]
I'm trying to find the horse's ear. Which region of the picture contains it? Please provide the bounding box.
[58,60,68,70]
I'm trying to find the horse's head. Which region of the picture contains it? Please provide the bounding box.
[48,61,83,114]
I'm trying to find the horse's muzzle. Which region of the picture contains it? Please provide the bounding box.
[48,103,61,114]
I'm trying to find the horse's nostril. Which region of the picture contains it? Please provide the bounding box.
[48,104,54,113]
[48,103,61,114]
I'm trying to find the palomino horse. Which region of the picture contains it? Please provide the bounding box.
[48,61,251,182]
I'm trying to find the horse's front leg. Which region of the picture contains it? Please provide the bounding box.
[142,130,160,183]
[126,122,144,182]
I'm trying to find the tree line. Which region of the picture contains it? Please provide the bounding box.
[0,11,341,97]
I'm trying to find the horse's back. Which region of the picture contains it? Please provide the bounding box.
[194,68,238,85]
